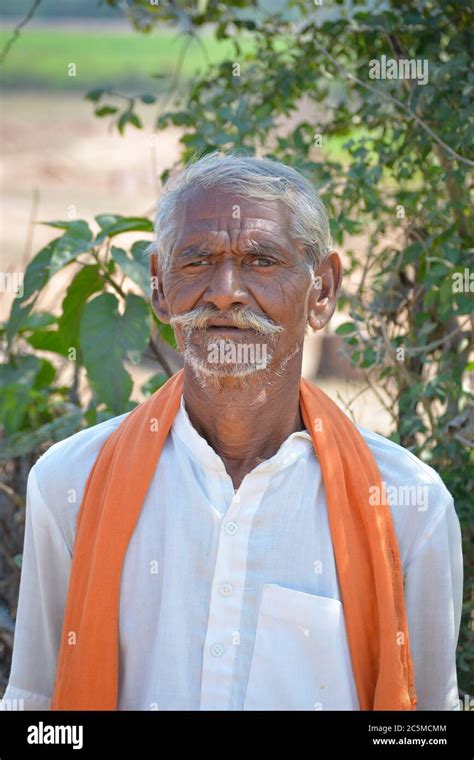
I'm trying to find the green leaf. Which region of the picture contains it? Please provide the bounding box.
[141,372,168,396]
[335,322,357,336]
[80,293,130,413]
[28,265,104,358]
[0,408,84,461]
[131,240,152,264]
[19,312,56,332]
[0,355,41,434]
[44,221,94,276]
[33,359,56,389]
[111,247,150,293]
[28,329,65,355]
[95,214,123,230]
[95,216,153,243]
[6,239,58,343]
[329,217,344,245]
[439,275,454,305]
[59,265,104,356]
[80,293,151,413]
[159,323,178,350]
[160,168,170,185]
[118,112,129,134]
[128,113,143,129]
[43,220,91,234]
[117,110,143,134]
[85,88,107,102]
[95,106,119,117]
[120,294,152,365]
[0,354,40,387]
[360,347,378,368]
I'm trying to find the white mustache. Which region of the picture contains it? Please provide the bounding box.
[170,306,283,336]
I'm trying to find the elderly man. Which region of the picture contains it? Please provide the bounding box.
[3,153,463,712]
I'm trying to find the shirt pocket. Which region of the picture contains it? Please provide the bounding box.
[243,583,360,711]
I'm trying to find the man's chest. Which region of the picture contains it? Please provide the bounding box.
[115,453,359,710]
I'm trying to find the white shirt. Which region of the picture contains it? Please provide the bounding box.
[2,395,464,711]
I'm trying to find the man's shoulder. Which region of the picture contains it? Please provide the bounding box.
[38,410,130,465]
[32,411,132,509]
[357,425,450,493]
[356,425,456,566]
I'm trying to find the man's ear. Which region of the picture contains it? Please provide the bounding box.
[150,253,171,324]
[307,251,342,331]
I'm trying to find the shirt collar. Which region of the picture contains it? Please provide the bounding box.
[171,394,313,474]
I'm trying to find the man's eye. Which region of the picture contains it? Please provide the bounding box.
[250,257,277,267]
[186,260,211,267]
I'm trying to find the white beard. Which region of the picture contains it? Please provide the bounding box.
[181,332,301,391]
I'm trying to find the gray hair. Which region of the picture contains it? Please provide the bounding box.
[147,151,333,270]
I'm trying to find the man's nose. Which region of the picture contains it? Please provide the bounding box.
[203,257,249,311]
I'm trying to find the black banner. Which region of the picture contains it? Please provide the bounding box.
[0,709,472,757]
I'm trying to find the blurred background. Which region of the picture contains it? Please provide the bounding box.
[0,0,472,702]
[0,0,378,415]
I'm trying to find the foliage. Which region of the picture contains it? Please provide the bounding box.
[1,0,473,695]
[1,215,176,449]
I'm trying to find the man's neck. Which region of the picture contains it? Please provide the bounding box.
[182,360,307,490]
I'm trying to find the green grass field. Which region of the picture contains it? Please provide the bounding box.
[0,28,245,91]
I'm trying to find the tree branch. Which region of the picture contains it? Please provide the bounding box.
[0,0,43,65]
[298,28,474,168]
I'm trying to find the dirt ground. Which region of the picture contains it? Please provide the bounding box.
[0,91,179,274]
[0,91,393,434]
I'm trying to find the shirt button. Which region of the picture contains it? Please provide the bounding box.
[225,521,238,535]
[220,583,233,596]
[210,642,224,657]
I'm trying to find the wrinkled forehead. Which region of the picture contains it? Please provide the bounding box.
[174,185,295,248]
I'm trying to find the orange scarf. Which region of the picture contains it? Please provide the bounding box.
[50,369,417,711]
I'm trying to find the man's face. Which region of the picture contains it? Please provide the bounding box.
[152,186,331,384]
